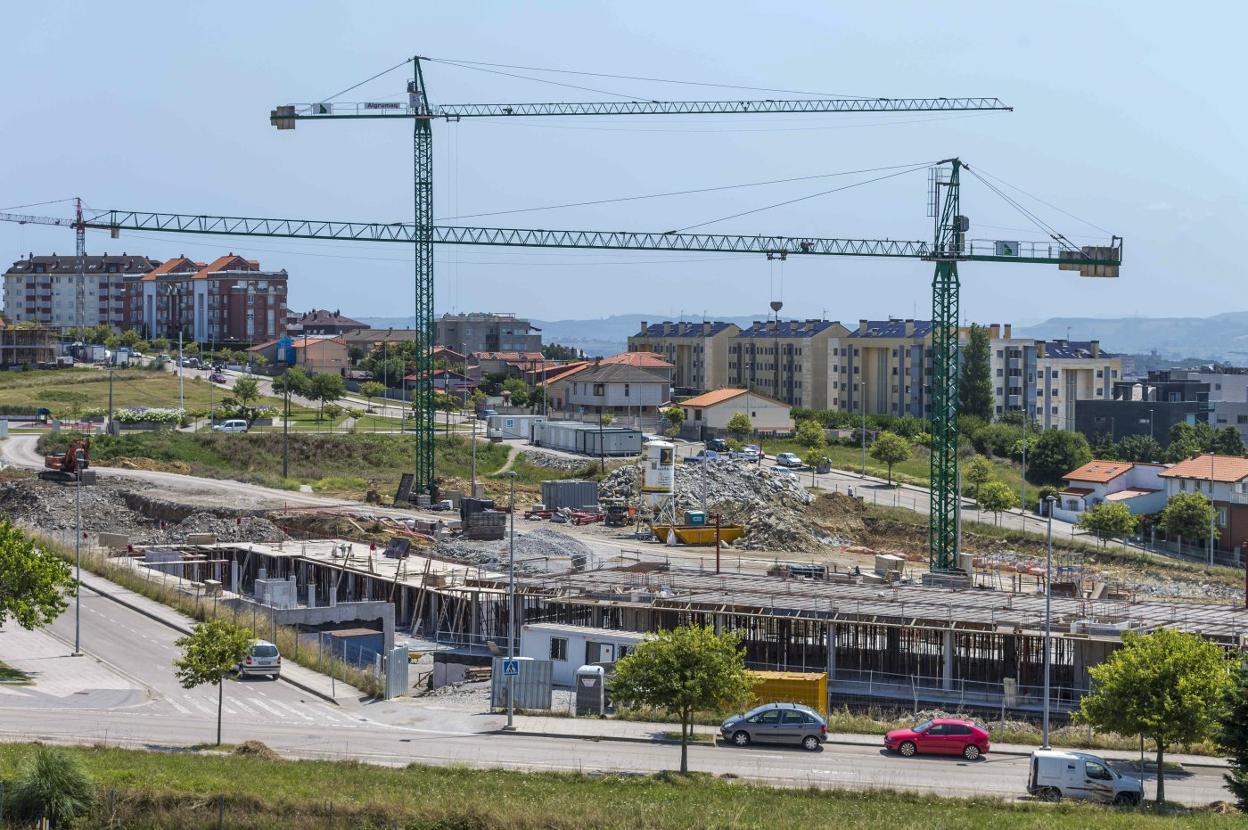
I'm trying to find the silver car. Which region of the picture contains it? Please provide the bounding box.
[238,640,281,679]
[720,703,827,751]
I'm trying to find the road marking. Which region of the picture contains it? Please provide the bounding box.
[165,697,191,715]
[246,699,283,718]
[186,697,215,715]
[268,699,315,721]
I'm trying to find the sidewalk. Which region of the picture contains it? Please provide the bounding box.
[504,711,1227,769]
[0,622,144,698]
[76,571,363,705]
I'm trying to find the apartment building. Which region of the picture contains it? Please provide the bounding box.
[1036,339,1121,431]
[131,254,288,345]
[727,319,846,410]
[288,309,368,336]
[435,312,541,355]
[828,319,934,417]
[626,320,740,393]
[3,252,160,332]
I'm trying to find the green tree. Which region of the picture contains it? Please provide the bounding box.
[1026,429,1092,485]
[0,517,75,630]
[976,478,1017,525]
[610,625,755,774]
[1077,628,1231,805]
[1215,426,1246,457]
[1219,653,1248,811]
[1158,491,1217,553]
[7,745,94,828]
[869,430,911,485]
[725,411,752,440]
[173,619,254,746]
[359,380,386,412]
[1116,433,1163,463]
[664,406,686,433]
[271,366,311,398]
[1166,422,1203,462]
[308,372,345,422]
[151,337,170,354]
[958,323,993,419]
[231,376,260,420]
[502,376,529,407]
[469,389,487,410]
[963,455,994,500]
[1076,501,1138,547]
[795,418,827,451]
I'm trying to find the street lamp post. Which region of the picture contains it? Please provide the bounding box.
[1042,494,1056,749]
[505,470,518,731]
[470,416,478,498]
[73,449,85,656]
[1209,453,1217,566]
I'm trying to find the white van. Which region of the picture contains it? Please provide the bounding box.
[1027,750,1143,805]
[212,419,248,433]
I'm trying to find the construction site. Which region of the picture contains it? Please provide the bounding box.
[2,51,1240,722]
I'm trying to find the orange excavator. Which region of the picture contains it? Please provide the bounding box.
[40,437,92,482]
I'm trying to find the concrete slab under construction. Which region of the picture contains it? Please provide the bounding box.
[127,537,1248,716]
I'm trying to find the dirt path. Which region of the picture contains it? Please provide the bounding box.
[490,443,522,475]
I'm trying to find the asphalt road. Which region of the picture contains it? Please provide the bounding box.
[0,579,1229,805]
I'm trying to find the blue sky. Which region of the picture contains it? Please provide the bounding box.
[2,1,1243,325]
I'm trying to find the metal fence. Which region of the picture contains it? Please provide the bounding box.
[828,667,1088,716]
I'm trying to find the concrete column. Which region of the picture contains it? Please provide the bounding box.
[230,560,240,594]
[428,591,439,636]
[307,583,317,608]
[942,628,955,691]
[713,613,723,636]
[329,582,337,607]
[825,623,837,680]
[346,573,354,600]
[258,567,267,582]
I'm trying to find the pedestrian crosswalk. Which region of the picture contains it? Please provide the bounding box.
[158,687,361,727]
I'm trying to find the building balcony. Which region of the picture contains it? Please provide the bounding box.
[1228,491,1248,506]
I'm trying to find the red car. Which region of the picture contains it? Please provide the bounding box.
[884,718,990,760]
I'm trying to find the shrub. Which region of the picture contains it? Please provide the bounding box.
[6,745,95,826]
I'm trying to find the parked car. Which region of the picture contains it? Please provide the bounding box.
[238,639,281,679]
[744,444,762,458]
[774,452,803,468]
[720,703,826,751]
[706,438,729,452]
[476,408,497,420]
[212,419,248,433]
[884,718,990,760]
[683,450,721,465]
[1027,750,1142,805]
[209,372,227,383]
[734,447,760,462]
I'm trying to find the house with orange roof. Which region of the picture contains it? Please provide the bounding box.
[131,252,287,344]
[600,350,675,385]
[248,334,347,375]
[679,388,793,438]
[1055,460,1166,522]
[1158,454,1248,554]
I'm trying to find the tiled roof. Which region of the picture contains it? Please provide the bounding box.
[1059,487,1095,497]
[5,253,161,275]
[293,308,367,328]
[571,363,669,385]
[638,321,736,338]
[544,363,591,385]
[847,319,934,339]
[1159,454,1248,483]
[141,256,203,281]
[1104,488,1160,501]
[602,351,674,369]
[1063,460,1134,484]
[195,254,259,279]
[681,388,746,407]
[735,320,843,338]
[472,351,544,362]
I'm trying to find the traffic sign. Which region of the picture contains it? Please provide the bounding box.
[502,658,520,677]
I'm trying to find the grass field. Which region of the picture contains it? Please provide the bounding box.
[0,744,1236,829]
[762,437,1040,504]
[37,431,584,500]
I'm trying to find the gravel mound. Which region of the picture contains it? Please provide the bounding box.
[436,525,597,572]
[599,460,833,552]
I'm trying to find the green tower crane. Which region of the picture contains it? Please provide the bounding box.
[268,56,1013,500]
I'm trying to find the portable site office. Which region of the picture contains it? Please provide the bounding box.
[519,622,648,686]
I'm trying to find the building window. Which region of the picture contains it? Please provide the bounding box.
[549,637,568,661]
[593,384,605,396]
[624,384,630,397]
[1217,508,1228,527]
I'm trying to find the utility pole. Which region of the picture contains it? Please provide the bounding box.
[1209,453,1216,566]
[470,416,478,498]
[1042,495,1056,749]
[107,368,114,433]
[282,384,290,479]
[505,470,518,731]
[178,331,185,412]
[1019,404,1028,514]
[73,448,85,656]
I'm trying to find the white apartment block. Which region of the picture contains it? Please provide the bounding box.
[727,319,846,410]
[3,252,159,332]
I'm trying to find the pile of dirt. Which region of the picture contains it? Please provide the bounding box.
[110,456,192,474]
[807,492,867,536]
[232,740,279,760]
[436,526,597,572]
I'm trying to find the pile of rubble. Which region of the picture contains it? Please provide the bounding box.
[599,460,842,552]
[436,526,597,573]
[0,478,286,545]
[520,449,594,473]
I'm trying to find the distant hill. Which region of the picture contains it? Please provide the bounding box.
[1016,312,1248,362]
